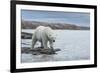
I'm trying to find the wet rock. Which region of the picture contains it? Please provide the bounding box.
[32,52,41,55]
[21,47,61,55]
[21,32,32,39]
[40,48,56,54]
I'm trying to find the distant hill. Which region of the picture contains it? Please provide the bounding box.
[21,20,90,30]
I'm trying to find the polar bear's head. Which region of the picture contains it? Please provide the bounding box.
[45,27,56,42]
[48,33,56,42]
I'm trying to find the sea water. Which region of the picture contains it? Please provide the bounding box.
[21,30,90,63]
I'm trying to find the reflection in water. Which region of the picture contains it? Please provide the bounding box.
[33,54,55,62]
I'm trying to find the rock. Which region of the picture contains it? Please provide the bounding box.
[21,32,32,39]
[32,52,41,55]
[21,47,61,55]
[40,48,56,54]
[55,49,61,51]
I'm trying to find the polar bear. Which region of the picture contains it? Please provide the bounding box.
[31,26,55,50]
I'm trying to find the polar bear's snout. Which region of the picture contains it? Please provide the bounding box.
[53,40,55,42]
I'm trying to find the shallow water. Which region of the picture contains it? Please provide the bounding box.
[21,30,90,63]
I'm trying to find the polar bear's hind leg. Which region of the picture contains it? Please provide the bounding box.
[31,35,37,49]
[42,40,48,49]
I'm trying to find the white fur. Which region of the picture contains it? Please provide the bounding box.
[31,26,55,49]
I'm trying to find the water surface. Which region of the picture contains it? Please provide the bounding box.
[21,30,90,63]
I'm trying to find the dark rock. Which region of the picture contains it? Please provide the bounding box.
[32,52,41,55]
[21,47,61,55]
[40,48,56,54]
[21,32,32,39]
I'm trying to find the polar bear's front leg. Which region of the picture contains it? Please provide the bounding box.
[49,41,55,53]
[40,41,44,48]
[49,41,54,49]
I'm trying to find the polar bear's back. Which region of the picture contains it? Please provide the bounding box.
[33,26,53,41]
[35,26,44,40]
[34,26,48,41]
[35,26,52,34]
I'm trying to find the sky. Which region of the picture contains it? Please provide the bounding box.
[21,10,90,27]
